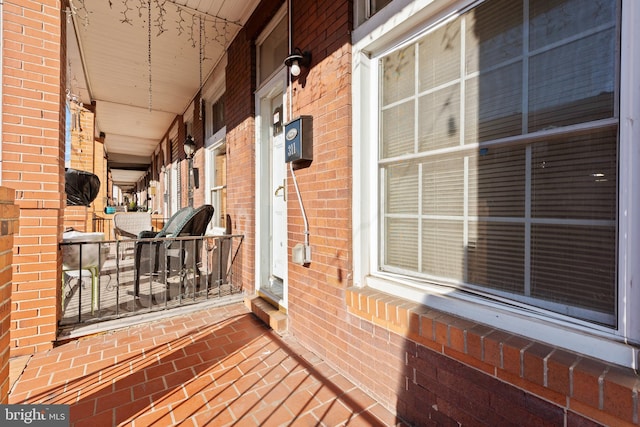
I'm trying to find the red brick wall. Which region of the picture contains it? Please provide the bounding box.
[63,206,88,232]
[281,0,355,373]
[225,0,281,293]
[0,188,19,403]
[2,0,66,356]
[346,288,640,426]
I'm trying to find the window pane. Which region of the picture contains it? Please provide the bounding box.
[531,224,616,318]
[382,46,415,106]
[421,219,464,281]
[528,31,616,132]
[468,146,526,217]
[465,62,523,144]
[418,84,460,151]
[422,154,463,216]
[386,163,419,214]
[418,20,460,90]
[529,0,617,51]
[259,18,288,84]
[212,97,225,135]
[465,0,523,73]
[531,128,617,220]
[381,101,415,158]
[467,221,525,293]
[371,0,392,16]
[385,218,419,270]
[215,149,227,228]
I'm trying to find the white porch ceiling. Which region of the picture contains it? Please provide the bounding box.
[67,0,259,190]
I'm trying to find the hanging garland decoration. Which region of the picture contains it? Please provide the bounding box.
[153,0,168,36]
[119,0,134,24]
[67,0,90,27]
[68,0,241,50]
[198,15,204,120]
[199,15,204,90]
[67,0,242,111]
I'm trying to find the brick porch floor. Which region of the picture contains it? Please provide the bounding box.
[9,302,402,426]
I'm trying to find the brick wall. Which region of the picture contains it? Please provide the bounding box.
[2,0,66,356]
[283,0,354,374]
[346,287,640,426]
[63,206,88,232]
[225,6,262,293]
[0,188,19,403]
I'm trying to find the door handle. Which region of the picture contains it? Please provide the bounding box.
[274,182,286,201]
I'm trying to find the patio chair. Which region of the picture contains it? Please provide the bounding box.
[134,205,214,297]
[113,211,152,239]
[113,212,152,259]
[133,206,193,293]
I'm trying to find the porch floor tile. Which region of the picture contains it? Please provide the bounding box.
[9,303,403,426]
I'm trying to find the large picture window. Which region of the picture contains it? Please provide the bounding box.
[379,0,619,325]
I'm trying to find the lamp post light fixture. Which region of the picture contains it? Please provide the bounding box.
[184,135,196,207]
[284,48,311,77]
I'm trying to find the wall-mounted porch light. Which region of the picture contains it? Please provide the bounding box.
[284,48,311,77]
[184,135,196,207]
[184,135,196,159]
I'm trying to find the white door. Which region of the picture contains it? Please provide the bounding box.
[256,75,288,307]
[270,98,287,282]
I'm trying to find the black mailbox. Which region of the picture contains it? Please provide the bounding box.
[284,116,313,163]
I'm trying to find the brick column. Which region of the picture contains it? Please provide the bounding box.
[0,188,19,403]
[2,1,66,356]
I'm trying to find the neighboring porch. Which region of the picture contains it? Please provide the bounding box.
[59,232,245,340]
[9,303,401,426]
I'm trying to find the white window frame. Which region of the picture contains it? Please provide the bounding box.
[352,0,640,368]
[205,137,226,235]
[203,72,227,235]
[256,4,287,90]
[170,163,178,215]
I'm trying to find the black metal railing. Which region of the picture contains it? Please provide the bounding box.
[58,234,244,330]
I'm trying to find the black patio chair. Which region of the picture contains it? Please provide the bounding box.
[134,205,214,297]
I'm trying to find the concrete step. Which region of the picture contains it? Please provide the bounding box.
[245,296,287,334]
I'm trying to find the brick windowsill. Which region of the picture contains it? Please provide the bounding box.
[346,286,640,426]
